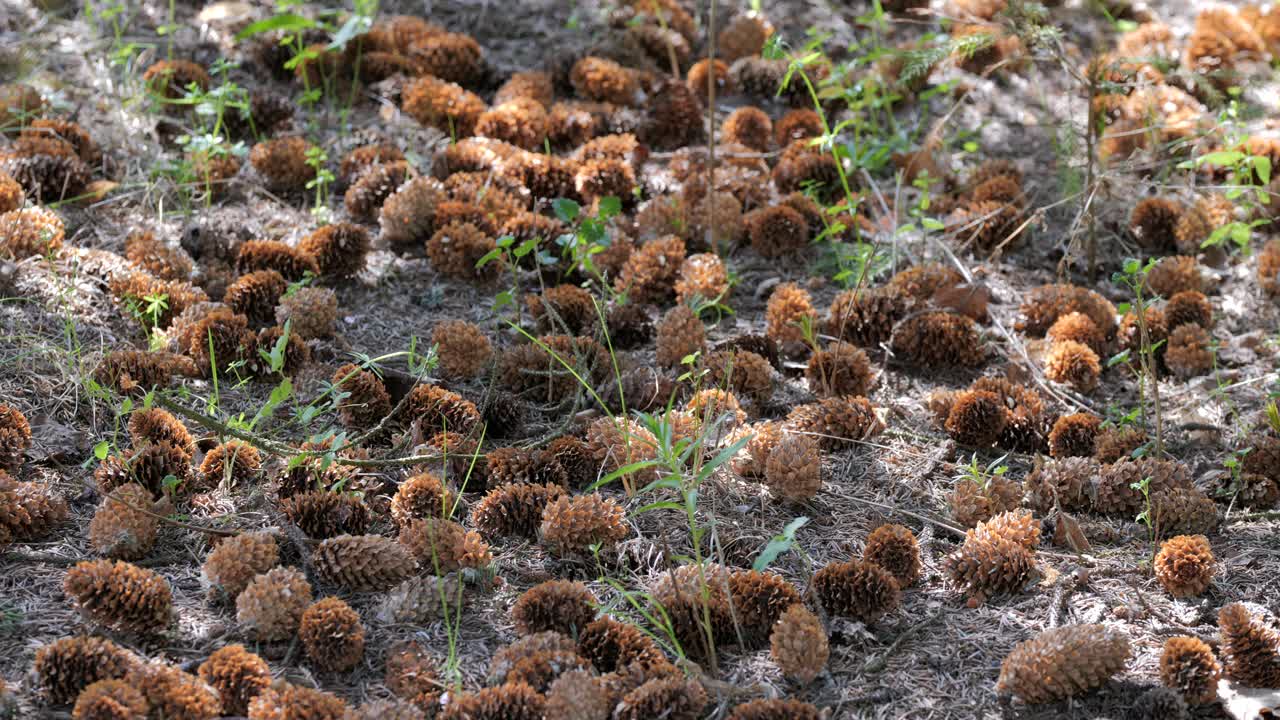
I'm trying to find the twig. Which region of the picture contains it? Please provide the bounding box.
[863,610,944,673]
[828,488,966,539]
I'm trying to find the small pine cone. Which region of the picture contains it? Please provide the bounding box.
[655,304,706,368]
[1147,256,1202,298]
[1024,453,1095,509]
[1259,239,1280,296]
[1150,487,1219,535]
[180,308,254,377]
[494,70,554,108]
[1047,312,1105,356]
[578,616,671,676]
[673,253,729,305]
[225,270,288,327]
[399,518,491,574]
[330,363,392,431]
[472,482,567,539]
[1048,413,1101,459]
[606,302,653,349]
[481,391,526,439]
[746,205,808,259]
[127,408,193,455]
[0,171,21,213]
[199,440,262,488]
[527,284,596,335]
[764,433,822,502]
[1218,603,1280,688]
[63,559,172,634]
[35,636,138,705]
[686,57,731,98]
[476,98,550,150]
[1164,323,1213,379]
[772,142,842,203]
[575,157,636,207]
[433,321,493,380]
[376,574,466,625]
[92,349,189,395]
[1241,433,1280,482]
[1154,535,1214,597]
[1017,283,1118,338]
[385,641,443,711]
[488,631,578,685]
[545,670,612,720]
[282,491,372,539]
[0,137,90,202]
[718,13,773,61]
[338,143,405,185]
[202,531,278,602]
[197,645,271,716]
[614,677,707,720]
[997,625,1131,704]
[585,416,658,482]
[1129,198,1183,251]
[142,58,210,97]
[485,446,543,486]
[766,282,817,351]
[236,239,319,282]
[249,136,315,192]
[727,570,802,647]
[298,223,370,279]
[88,483,157,560]
[769,604,828,684]
[813,559,901,623]
[124,230,194,281]
[72,679,146,720]
[402,75,486,136]
[1044,340,1101,393]
[863,524,921,587]
[1093,458,1177,515]
[783,395,884,449]
[499,334,611,398]
[380,176,447,253]
[544,435,596,489]
[944,390,1008,448]
[0,472,67,544]
[406,30,483,85]
[344,161,412,221]
[299,597,365,672]
[722,106,773,153]
[0,205,65,259]
[127,662,220,720]
[1165,290,1213,331]
[640,79,703,151]
[891,311,985,368]
[570,56,640,105]
[403,384,481,438]
[943,512,1038,601]
[312,534,416,591]
[427,222,499,284]
[806,342,873,398]
[390,472,455,528]
[1131,686,1190,720]
[512,579,598,636]
[728,698,821,720]
[950,475,1024,528]
[1160,636,1221,706]
[248,683,349,720]
[1094,426,1148,464]
[727,57,793,104]
[251,324,310,377]
[701,349,773,406]
[116,441,193,499]
[0,403,31,473]
[615,235,686,304]
[236,566,312,642]
[439,682,545,720]
[540,493,629,556]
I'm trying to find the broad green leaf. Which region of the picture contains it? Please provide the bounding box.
[235,13,316,41]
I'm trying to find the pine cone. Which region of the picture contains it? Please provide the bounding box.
[763,433,822,502]
[282,491,372,539]
[88,483,157,560]
[1154,534,1214,598]
[783,396,884,449]
[727,570,802,647]
[1218,603,1280,688]
[1160,636,1220,706]
[813,559,901,622]
[769,604,828,684]
[950,475,1023,528]
[0,171,21,213]
[329,363,392,431]
[407,31,483,85]
[527,284,596,335]
[578,617,670,675]
[338,143,405,185]
[614,677,706,720]
[1129,197,1183,251]
[943,511,1039,601]
[1164,323,1213,379]
[721,106,773,153]
[389,472,454,528]
[891,311,985,368]
[0,206,64,259]
[1048,413,1101,458]
[248,682,349,720]
[128,661,221,719]
[585,417,658,483]
[197,645,271,716]
[701,349,774,406]
[225,270,288,327]
[0,136,89,202]
[376,574,465,625]
[605,302,653,349]
[298,222,370,279]
[655,304,706,368]
[806,342,873,398]
[499,334,610,397]
[198,440,261,488]
[403,384,480,437]
[0,403,31,473]
[398,518,491,574]
[1018,284,1118,338]
[248,136,315,192]
[401,75,485,136]
[380,176,447,253]
[674,253,729,305]
[863,524,921,587]
[1146,256,1202,298]
[1131,686,1189,720]
[1025,457,1098,513]
[126,408,193,455]
[201,531,278,603]
[345,699,424,720]
[0,471,67,545]
[310,534,415,592]
[570,56,640,105]
[746,205,808,258]
[483,446,541,485]
[235,239,319,282]
[1260,238,1280,296]
[493,646,590,693]
[1094,426,1148,464]
[728,698,822,720]
[765,283,816,351]
[1047,312,1105,355]
[995,624,1131,703]
[472,482,567,539]
[124,231,194,281]
[481,391,527,439]
[1150,487,1219,535]
[63,559,171,634]
[34,636,137,705]
[236,566,312,642]
[614,235,685,304]
[72,679,147,720]
[512,579,598,637]
[544,670,612,720]
[93,349,194,394]
[540,493,629,556]
[299,597,365,672]
[944,390,1008,448]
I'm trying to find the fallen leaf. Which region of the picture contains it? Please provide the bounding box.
[932,282,989,321]
[1054,512,1092,553]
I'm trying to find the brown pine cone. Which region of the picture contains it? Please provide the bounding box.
[0,471,68,545]
[614,235,686,304]
[891,311,985,368]
[472,482,567,539]
[197,645,271,716]
[1218,603,1280,689]
[944,390,1008,448]
[281,491,372,539]
[1048,413,1102,458]
[127,661,220,720]
[763,433,822,502]
[863,524,921,587]
[1160,636,1221,706]
[299,597,365,672]
[813,559,901,623]
[769,604,828,684]
[314,534,416,591]
[236,566,312,642]
[783,396,884,449]
[87,483,157,560]
[1024,457,1097,513]
[34,636,138,705]
[613,676,706,720]
[512,579,598,637]
[63,559,172,634]
[805,342,873,398]
[1154,534,1214,598]
[950,474,1023,528]
[398,518,491,574]
[943,511,1039,601]
[248,682,348,719]
[72,679,147,719]
[389,472,455,528]
[0,404,32,474]
[727,570,802,647]
[996,625,1131,703]
[201,531,277,603]
[655,304,706,368]
[540,493,629,556]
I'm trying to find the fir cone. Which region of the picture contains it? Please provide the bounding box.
[766,282,817,351]
[71,679,146,720]
[996,624,1131,703]
[472,482,567,539]
[127,662,220,719]
[512,579,598,637]
[727,570,802,647]
[0,471,67,545]
[197,645,271,716]
[769,604,828,684]
[376,574,466,625]
[63,560,171,634]
[198,440,261,488]
[236,240,319,282]
[1160,636,1220,706]
[202,531,278,602]
[891,311,985,368]
[614,677,707,720]
[384,641,443,711]
[544,670,612,720]
[540,493,629,556]
[0,403,32,473]
[87,483,157,560]
[1131,686,1189,720]
[313,534,416,591]
[813,559,900,623]
[763,433,822,502]
[440,682,545,720]
[398,517,491,574]
[863,524,921,587]
[656,304,706,368]
[950,475,1023,528]
[1025,457,1098,513]
[1154,534,1214,598]
[34,636,137,705]
[783,395,884,449]
[614,235,686,304]
[236,566,312,642]
[1018,283,1118,338]
[299,597,365,672]
[248,683,348,720]
[806,342,873,397]
[944,390,1008,448]
[1048,413,1101,458]
[390,472,455,528]
[282,491,372,539]
[728,698,821,720]
[943,511,1039,601]
[1047,312,1105,355]
[1218,603,1280,688]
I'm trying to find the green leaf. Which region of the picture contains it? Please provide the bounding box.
[1194,150,1245,168]
[94,441,110,460]
[633,500,686,514]
[596,196,622,218]
[753,516,809,571]
[1256,156,1272,185]
[921,217,945,231]
[475,247,503,268]
[588,459,662,492]
[553,198,580,223]
[235,13,317,41]
[1106,349,1131,368]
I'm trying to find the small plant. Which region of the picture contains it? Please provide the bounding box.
[1130,473,1155,555]
[1110,257,1165,454]
[304,145,334,221]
